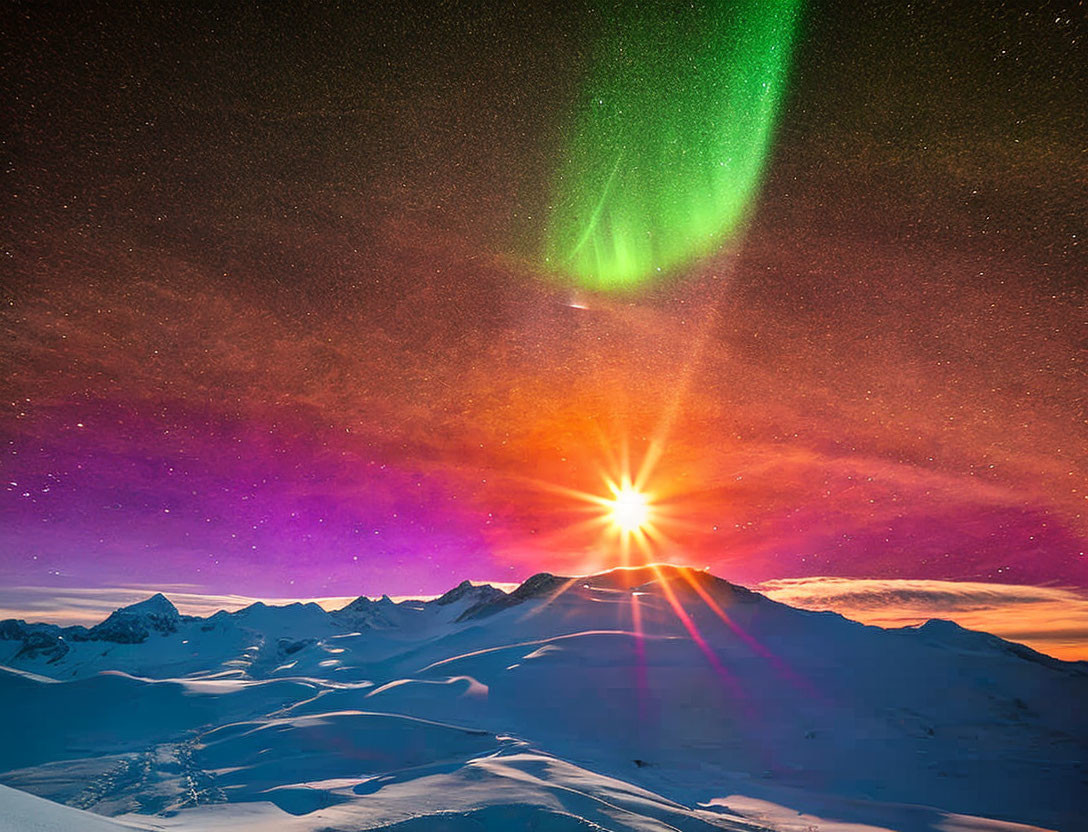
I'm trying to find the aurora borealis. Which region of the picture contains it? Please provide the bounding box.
[2,2,1085,652]
[542,0,802,289]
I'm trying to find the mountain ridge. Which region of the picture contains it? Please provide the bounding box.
[2,564,1085,671]
[1,564,1085,830]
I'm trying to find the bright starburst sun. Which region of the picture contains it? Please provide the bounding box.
[609,482,651,534]
[526,439,683,568]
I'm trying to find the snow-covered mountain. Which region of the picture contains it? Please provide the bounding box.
[1,565,1085,831]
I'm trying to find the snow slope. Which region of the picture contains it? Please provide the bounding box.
[1,566,1084,831]
[0,784,159,831]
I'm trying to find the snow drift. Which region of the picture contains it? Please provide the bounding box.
[1,565,1084,831]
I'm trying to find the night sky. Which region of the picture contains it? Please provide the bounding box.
[2,0,1085,598]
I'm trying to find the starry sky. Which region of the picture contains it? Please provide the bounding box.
[2,0,1085,598]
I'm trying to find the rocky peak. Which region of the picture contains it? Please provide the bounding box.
[88,593,181,644]
[332,594,397,630]
[122,592,179,618]
[456,572,570,622]
[434,580,506,607]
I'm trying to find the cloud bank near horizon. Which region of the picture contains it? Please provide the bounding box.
[759,576,1088,661]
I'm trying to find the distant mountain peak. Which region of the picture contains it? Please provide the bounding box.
[454,564,761,623]
[456,572,571,621]
[332,594,398,630]
[340,595,373,612]
[435,579,474,603]
[434,579,505,607]
[88,592,181,644]
[120,592,179,617]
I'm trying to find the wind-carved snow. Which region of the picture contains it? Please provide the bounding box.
[1,565,1085,831]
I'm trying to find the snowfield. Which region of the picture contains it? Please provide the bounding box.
[1,565,1085,831]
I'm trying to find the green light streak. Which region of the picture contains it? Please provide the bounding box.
[543,0,802,291]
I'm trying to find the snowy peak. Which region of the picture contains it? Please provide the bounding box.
[326,583,507,631]
[907,618,1084,673]
[456,571,570,621]
[582,563,758,602]
[455,564,760,622]
[338,596,372,613]
[332,594,398,630]
[433,579,505,608]
[433,580,473,605]
[87,592,181,644]
[337,593,397,612]
[226,599,334,635]
[117,592,179,619]
[1,593,183,659]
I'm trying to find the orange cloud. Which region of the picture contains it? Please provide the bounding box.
[759,576,1088,661]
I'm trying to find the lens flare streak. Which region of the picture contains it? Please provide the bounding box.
[630,592,650,722]
[648,563,747,703]
[676,567,818,698]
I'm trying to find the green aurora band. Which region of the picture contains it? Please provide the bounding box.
[543,0,803,291]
